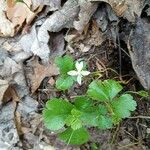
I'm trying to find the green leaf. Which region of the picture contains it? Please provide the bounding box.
[87,80,123,101]
[59,127,90,145]
[55,55,74,75]
[111,94,137,119]
[80,112,98,127]
[97,115,112,129]
[65,109,82,130]
[98,104,108,115]
[16,0,24,2]
[74,97,111,128]
[80,105,111,129]
[56,76,74,90]
[90,143,99,150]
[74,96,99,127]
[74,96,94,111]
[43,99,74,130]
[137,90,149,97]
[66,116,82,130]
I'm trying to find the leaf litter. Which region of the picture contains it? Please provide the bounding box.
[0,0,150,149]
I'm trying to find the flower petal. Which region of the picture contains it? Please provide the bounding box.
[76,61,83,72]
[77,75,82,85]
[67,70,78,76]
[81,70,90,76]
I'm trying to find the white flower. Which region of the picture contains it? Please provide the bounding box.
[67,61,90,85]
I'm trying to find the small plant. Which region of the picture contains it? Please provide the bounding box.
[42,55,148,145]
[55,55,90,90]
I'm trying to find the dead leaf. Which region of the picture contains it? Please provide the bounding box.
[32,0,61,11]
[79,43,91,52]
[65,20,104,52]
[0,0,43,37]
[0,79,9,104]
[0,80,20,105]
[90,0,144,22]
[6,2,35,32]
[23,0,32,8]
[0,101,20,149]
[3,85,20,102]
[49,32,65,57]
[74,1,98,32]
[25,57,59,93]
[128,18,150,90]
[31,0,79,61]
[7,0,16,8]
[93,3,118,43]
[48,77,55,86]
[0,0,14,37]
[0,57,22,77]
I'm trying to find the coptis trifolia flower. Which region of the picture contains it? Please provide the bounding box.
[67,61,90,85]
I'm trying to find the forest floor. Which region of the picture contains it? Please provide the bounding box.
[0,0,150,150]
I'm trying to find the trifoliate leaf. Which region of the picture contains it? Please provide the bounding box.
[56,75,74,90]
[87,80,123,101]
[80,112,98,127]
[65,116,82,130]
[111,94,137,119]
[74,96,94,111]
[137,90,149,97]
[74,97,111,128]
[55,55,74,75]
[43,99,74,130]
[98,104,108,115]
[97,115,112,129]
[74,96,99,127]
[65,109,82,130]
[71,108,82,116]
[59,127,90,145]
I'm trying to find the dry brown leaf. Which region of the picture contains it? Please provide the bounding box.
[0,80,20,105]
[0,0,43,37]
[26,58,59,93]
[6,3,35,31]
[3,85,20,102]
